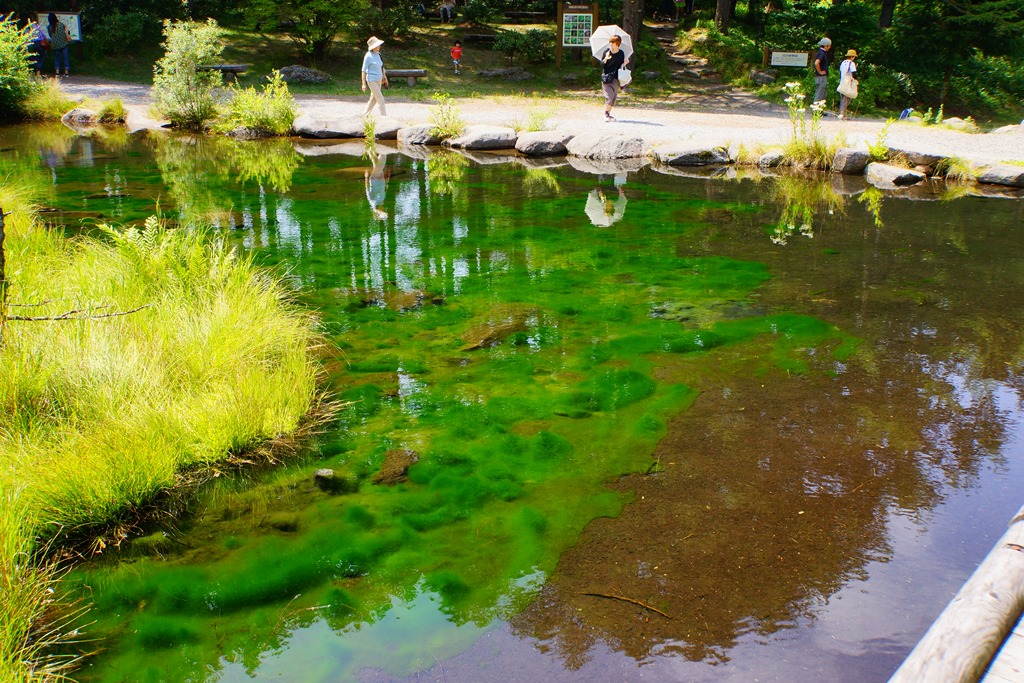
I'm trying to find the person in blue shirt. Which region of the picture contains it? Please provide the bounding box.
[361,36,389,117]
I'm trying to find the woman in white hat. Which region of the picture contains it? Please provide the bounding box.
[362,36,389,117]
[837,49,858,120]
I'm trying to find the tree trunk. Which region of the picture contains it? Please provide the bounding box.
[879,0,895,28]
[622,0,645,63]
[715,0,732,33]
[940,63,953,103]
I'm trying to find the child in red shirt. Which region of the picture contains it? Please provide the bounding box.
[451,41,462,75]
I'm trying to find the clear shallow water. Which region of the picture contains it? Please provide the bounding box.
[4,125,1024,682]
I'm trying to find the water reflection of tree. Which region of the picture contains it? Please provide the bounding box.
[427,149,468,197]
[151,135,301,223]
[508,181,1024,673]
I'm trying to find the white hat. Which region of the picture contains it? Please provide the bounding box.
[817,37,832,47]
[367,36,384,50]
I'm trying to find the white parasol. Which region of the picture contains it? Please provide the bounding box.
[589,25,634,61]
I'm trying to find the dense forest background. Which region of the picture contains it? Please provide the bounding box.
[6,0,1023,118]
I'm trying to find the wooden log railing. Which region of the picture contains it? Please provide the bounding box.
[889,503,1024,682]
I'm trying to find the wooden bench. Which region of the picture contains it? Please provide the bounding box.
[503,10,547,22]
[198,64,249,83]
[388,69,428,86]
[462,34,497,45]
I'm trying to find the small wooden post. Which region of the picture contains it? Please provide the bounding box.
[889,504,1024,682]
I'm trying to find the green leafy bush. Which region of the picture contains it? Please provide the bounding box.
[521,29,555,64]
[360,4,415,41]
[0,15,33,121]
[461,0,503,24]
[221,71,297,136]
[90,11,162,57]
[429,92,465,139]
[152,19,225,131]
[494,30,530,64]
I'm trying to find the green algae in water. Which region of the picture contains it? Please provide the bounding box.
[41,140,861,682]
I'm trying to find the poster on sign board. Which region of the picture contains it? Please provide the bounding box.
[37,13,82,42]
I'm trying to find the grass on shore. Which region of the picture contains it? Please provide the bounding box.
[0,159,321,680]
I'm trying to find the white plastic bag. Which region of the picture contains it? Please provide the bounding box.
[618,68,632,87]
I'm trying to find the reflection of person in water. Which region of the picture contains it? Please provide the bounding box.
[365,153,389,220]
[584,178,627,227]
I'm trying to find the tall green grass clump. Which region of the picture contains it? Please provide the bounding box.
[221,71,296,136]
[96,97,128,124]
[0,15,34,121]
[0,160,320,677]
[429,92,466,140]
[781,81,844,170]
[152,19,224,130]
[0,212,320,535]
[21,79,76,121]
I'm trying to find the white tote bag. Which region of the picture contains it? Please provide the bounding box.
[837,74,858,99]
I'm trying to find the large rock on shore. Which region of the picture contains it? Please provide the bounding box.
[757,150,786,169]
[398,124,442,145]
[976,164,1024,188]
[61,107,96,125]
[865,162,926,189]
[888,147,945,167]
[652,145,731,166]
[515,130,574,156]
[832,148,870,175]
[445,124,518,150]
[567,133,645,160]
[293,113,403,139]
[278,65,332,84]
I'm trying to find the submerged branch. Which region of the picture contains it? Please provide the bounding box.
[579,591,673,619]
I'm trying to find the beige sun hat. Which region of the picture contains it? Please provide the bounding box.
[367,36,384,50]
[845,49,858,57]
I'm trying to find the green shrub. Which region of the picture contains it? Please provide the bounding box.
[493,30,528,64]
[221,71,296,136]
[429,92,465,138]
[522,29,555,65]
[0,15,34,121]
[90,11,163,57]
[359,4,415,41]
[461,0,501,25]
[152,19,225,131]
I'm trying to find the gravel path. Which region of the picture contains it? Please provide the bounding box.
[61,76,1024,167]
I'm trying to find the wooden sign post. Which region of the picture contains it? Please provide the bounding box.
[556,3,599,67]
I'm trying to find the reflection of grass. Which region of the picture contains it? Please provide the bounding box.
[427,149,468,195]
[769,174,845,243]
[522,167,560,193]
[858,185,885,228]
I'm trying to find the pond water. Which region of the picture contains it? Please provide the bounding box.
[5,125,1024,683]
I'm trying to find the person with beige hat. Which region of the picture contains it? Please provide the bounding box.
[837,49,859,119]
[361,36,389,117]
